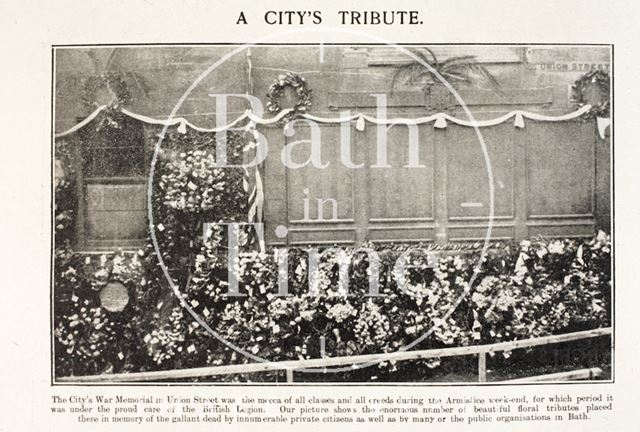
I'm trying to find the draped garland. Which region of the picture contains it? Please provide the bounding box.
[55,103,605,139]
[55,103,608,229]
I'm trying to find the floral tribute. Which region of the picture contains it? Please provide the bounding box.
[54,116,612,381]
[571,69,610,118]
[266,72,313,124]
[81,71,133,110]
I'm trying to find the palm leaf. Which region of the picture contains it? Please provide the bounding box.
[441,72,470,83]
[439,55,478,70]
[469,64,502,90]
[413,47,439,65]
[390,47,502,94]
[390,48,442,92]
[390,62,434,92]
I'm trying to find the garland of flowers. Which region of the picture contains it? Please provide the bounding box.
[266,72,313,124]
[571,70,610,119]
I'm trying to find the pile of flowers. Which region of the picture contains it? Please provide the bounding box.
[159,150,229,213]
[140,232,611,376]
[54,229,612,378]
[54,124,612,380]
[53,251,148,376]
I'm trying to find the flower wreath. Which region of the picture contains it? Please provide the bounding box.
[82,71,132,110]
[266,72,313,123]
[571,70,610,118]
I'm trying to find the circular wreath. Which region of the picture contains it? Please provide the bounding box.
[266,72,313,123]
[571,70,610,118]
[82,71,132,110]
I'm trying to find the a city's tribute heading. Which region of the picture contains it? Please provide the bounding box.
[235,10,423,25]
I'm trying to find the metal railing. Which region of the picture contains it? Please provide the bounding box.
[58,327,612,383]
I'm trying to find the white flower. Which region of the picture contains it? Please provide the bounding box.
[300,310,314,321]
[453,256,464,270]
[548,241,564,254]
[596,230,608,243]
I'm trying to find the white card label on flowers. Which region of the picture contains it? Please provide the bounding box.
[187,344,196,353]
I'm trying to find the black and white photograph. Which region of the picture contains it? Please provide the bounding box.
[52,44,613,384]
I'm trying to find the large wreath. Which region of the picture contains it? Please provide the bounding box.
[266,72,313,123]
[82,71,132,110]
[571,70,610,118]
